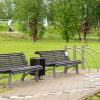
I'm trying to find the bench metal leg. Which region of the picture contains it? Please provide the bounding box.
[53,66,56,78]
[35,70,39,81]
[8,73,12,88]
[76,64,79,74]
[21,72,29,81]
[64,65,67,73]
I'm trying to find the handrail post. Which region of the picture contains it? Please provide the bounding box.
[81,45,84,69]
[72,45,76,71]
[64,45,67,51]
[73,45,76,61]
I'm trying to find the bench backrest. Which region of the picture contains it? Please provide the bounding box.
[0,53,28,69]
[35,50,70,65]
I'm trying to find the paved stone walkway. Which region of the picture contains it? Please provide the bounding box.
[0,69,100,100]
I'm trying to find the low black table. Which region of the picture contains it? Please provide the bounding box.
[30,57,45,77]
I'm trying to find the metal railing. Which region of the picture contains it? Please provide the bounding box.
[64,45,100,72]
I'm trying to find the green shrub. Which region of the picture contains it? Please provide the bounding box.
[0,23,8,31]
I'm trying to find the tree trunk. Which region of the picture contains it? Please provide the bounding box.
[78,32,81,40]
[83,32,87,40]
[98,19,100,41]
[29,19,37,42]
[77,28,81,40]
[65,32,69,42]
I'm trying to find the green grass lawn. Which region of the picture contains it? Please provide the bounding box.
[0,38,99,67]
[0,34,100,70]
[85,92,100,100]
[0,33,100,93]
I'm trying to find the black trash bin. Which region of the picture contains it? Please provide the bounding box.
[30,57,45,77]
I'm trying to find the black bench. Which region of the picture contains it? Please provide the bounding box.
[35,50,82,77]
[0,52,43,87]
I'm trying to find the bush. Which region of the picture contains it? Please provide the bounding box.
[0,23,8,31]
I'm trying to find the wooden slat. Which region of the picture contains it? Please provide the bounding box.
[0,53,28,69]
